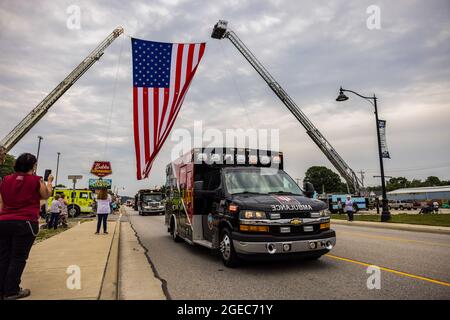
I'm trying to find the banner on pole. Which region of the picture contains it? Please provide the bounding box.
[378,120,390,159]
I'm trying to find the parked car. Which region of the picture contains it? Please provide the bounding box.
[388,200,418,210]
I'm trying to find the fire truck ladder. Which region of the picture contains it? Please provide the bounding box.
[0,27,124,163]
[211,20,362,193]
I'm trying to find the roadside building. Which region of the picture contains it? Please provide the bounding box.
[387,186,450,202]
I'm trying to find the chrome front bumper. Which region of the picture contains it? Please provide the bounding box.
[233,236,336,255]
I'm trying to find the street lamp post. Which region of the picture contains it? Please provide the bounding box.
[55,152,61,187]
[336,87,391,221]
[36,136,43,173]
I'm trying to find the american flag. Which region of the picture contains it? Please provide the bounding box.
[132,38,206,180]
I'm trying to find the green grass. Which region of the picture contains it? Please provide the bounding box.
[35,218,94,243]
[35,227,68,243]
[331,214,450,227]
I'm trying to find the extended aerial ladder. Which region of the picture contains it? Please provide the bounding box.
[0,27,124,163]
[211,20,362,194]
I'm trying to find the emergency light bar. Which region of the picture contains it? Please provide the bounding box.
[191,148,283,169]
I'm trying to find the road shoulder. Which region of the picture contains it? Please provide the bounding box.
[118,220,166,300]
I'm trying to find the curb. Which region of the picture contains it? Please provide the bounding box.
[331,219,450,235]
[98,217,121,300]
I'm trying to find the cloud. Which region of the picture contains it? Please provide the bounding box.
[1,0,449,196]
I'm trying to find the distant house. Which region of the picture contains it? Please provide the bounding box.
[387,186,450,201]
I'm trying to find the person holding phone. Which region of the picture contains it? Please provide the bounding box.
[0,153,53,300]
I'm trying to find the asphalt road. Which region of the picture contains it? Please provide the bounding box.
[126,208,450,299]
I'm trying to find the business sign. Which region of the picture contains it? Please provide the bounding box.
[68,175,83,180]
[378,120,390,159]
[89,178,112,190]
[90,161,112,177]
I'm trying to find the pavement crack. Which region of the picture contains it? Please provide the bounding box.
[127,218,172,300]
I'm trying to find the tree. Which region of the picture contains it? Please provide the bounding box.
[386,177,408,191]
[304,166,345,194]
[424,176,441,187]
[0,154,15,178]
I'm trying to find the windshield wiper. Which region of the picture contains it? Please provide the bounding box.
[268,191,296,195]
[232,191,263,195]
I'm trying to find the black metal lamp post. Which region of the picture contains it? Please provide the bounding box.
[336,87,391,221]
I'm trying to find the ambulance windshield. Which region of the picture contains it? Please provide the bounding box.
[223,168,304,195]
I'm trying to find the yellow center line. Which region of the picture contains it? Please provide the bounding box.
[325,254,450,288]
[337,231,450,248]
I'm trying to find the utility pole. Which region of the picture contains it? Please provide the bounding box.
[358,170,365,188]
[55,152,61,187]
[36,136,43,173]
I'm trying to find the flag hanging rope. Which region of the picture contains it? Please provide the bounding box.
[131,38,206,180]
[103,33,125,158]
[218,40,254,130]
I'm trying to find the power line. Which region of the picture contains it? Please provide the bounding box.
[365,162,450,174]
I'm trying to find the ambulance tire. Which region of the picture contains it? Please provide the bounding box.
[170,216,182,242]
[220,228,240,268]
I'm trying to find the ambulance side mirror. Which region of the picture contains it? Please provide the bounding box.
[303,182,315,198]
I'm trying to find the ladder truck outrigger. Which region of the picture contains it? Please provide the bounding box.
[0,27,124,164]
[211,20,363,195]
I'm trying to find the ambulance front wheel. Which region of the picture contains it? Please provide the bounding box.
[220,228,240,268]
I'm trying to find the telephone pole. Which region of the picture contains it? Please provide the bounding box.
[358,170,365,188]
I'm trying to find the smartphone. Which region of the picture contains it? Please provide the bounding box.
[44,169,52,182]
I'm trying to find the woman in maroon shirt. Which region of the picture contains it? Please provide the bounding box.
[0,153,53,300]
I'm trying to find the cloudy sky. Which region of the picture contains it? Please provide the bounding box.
[1,0,449,196]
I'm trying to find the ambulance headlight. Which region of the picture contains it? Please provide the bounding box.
[320,209,330,217]
[242,210,267,219]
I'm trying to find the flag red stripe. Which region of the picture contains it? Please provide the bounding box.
[158,88,170,141]
[186,44,195,83]
[133,87,142,180]
[198,43,206,62]
[153,88,159,153]
[167,44,184,127]
[143,88,150,163]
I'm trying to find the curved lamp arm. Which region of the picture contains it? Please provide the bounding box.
[340,87,376,107]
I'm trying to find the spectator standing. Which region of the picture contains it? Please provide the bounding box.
[59,194,68,228]
[0,153,53,300]
[48,194,61,230]
[344,195,354,221]
[95,189,111,234]
[433,201,439,214]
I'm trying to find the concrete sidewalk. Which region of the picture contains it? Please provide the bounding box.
[331,219,450,235]
[22,220,117,300]
[20,208,166,300]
